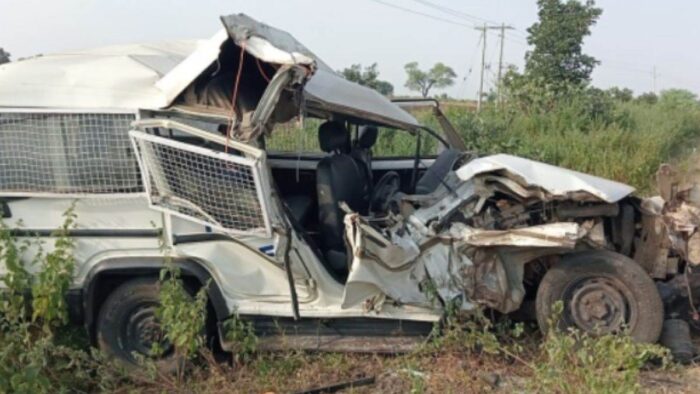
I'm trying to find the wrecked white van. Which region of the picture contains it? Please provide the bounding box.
[1,14,695,365]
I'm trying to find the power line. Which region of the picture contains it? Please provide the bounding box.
[368,0,474,28]
[409,0,498,25]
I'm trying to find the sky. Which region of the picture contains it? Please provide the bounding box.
[1,0,698,99]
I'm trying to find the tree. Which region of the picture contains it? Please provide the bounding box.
[606,87,634,102]
[635,92,658,105]
[0,48,10,64]
[524,0,602,91]
[340,63,394,96]
[404,62,457,98]
[658,89,698,109]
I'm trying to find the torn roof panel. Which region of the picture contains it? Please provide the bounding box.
[0,13,419,131]
[456,154,636,203]
[0,40,201,109]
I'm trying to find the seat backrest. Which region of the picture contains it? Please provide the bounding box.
[316,121,370,252]
[351,126,378,186]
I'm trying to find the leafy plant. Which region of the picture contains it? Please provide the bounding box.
[31,204,77,333]
[222,312,258,364]
[157,263,209,363]
[530,302,670,393]
[0,205,105,393]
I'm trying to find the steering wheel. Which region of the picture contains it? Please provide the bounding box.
[370,171,401,214]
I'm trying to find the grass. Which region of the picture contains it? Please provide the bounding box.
[440,100,700,194]
[268,99,700,195]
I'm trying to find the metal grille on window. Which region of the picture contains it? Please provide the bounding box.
[0,113,141,195]
[130,131,270,236]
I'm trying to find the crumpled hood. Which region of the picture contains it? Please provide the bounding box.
[455,154,635,203]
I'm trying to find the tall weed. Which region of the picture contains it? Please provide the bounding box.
[434,100,700,194]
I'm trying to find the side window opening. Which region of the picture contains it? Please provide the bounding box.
[372,128,438,159]
[264,118,324,155]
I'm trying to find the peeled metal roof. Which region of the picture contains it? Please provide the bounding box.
[0,13,419,130]
[0,40,202,109]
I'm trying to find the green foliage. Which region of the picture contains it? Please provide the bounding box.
[0,221,33,322]
[404,62,457,98]
[0,207,103,393]
[530,302,670,393]
[635,91,658,105]
[31,204,77,333]
[222,313,258,364]
[607,87,634,103]
[432,97,700,194]
[340,63,394,96]
[504,0,602,112]
[157,263,209,361]
[525,0,602,91]
[659,88,699,110]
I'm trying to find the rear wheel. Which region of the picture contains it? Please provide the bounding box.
[96,278,180,371]
[536,250,663,343]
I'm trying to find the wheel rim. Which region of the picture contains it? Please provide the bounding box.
[121,302,173,358]
[563,276,636,335]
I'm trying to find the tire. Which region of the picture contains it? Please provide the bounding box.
[536,250,663,343]
[96,277,181,372]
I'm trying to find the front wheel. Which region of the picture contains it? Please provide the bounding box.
[96,278,181,371]
[535,250,663,343]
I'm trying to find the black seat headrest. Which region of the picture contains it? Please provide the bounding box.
[357,126,378,149]
[319,121,350,153]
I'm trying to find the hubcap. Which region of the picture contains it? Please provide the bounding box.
[123,304,172,358]
[565,277,631,335]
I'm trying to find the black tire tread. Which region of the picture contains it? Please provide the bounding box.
[535,250,663,343]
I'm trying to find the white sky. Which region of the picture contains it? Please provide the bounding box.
[1,0,698,99]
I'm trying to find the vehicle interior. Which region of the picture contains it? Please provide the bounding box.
[266,118,468,281]
[143,37,472,282]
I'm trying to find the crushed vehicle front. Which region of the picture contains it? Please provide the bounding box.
[342,150,638,313]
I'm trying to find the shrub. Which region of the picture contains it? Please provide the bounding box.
[157,263,209,363]
[530,303,670,393]
[0,206,102,392]
[432,97,700,194]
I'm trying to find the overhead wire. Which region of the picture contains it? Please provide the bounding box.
[368,0,475,28]
[370,0,691,96]
[409,0,498,25]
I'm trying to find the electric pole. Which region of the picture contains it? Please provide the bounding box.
[652,66,657,94]
[476,23,488,112]
[497,24,514,106]
[475,23,513,112]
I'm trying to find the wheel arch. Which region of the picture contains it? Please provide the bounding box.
[82,256,229,345]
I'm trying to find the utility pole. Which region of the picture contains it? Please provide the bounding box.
[496,23,514,106]
[475,24,488,112]
[652,66,657,94]
[475,23,513,112]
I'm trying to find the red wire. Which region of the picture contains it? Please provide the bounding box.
[225,43,247,153]
[256,58,271,83]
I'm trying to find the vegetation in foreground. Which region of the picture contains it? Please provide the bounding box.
[0,210,674,393]
[2,0,700,392]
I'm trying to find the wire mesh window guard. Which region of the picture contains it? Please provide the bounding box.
[130,130,270,236]
[0,112,141,195]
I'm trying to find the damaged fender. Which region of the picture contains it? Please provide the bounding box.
[342,214,593,314]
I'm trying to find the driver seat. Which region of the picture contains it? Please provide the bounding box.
[316,121,371,275]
